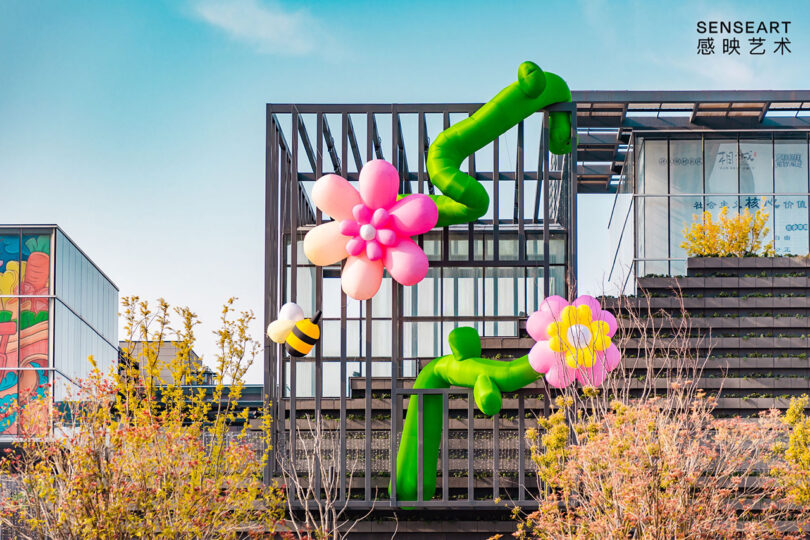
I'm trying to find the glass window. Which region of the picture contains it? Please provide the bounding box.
[643,197,668,260]
[739,139,773,194]
[775,139,808,193]
[442,267,482,318]
[705,139,738,193]
[670,196,704,260]
[669,139,702,194]
[449,233,469,261]
[643,140,668,194]
[774,196,809,255]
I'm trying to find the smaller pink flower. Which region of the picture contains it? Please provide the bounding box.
[526,295,621,389]
[303,160,438,300]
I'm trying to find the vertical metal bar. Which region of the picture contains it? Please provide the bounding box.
[517,121,526,261]
[263,107,275,481]
[314,112,324,500]
[492,411,499,500]
[518,393,526,503]
[442,391,449,502]
[467,391,474,501]
[271,120,283,477]
[417,393,424,502]
[568,106,578,296]
[290,112,299,302]
[418,112,425,195]
[542,114,550,298]
[339,112,348,502]
[390,105,401,505]
[493,137,500,259]
[365,112,374,502]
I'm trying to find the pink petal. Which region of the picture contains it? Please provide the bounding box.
[528,341,560,374]
[575,361,607,387]
[303,221,349,266]
[595,344,621,372]
[312,174,362,222]
[527,296,568,340]
[340,220,359,237]
[346,237,365,256]
[596,310,618,338]
[342,254,384,300]
[382,238,429,286]
[366,241,383,261]
[388,194,439,236]
[572,295,601,317]
[377,229,398,247]
[372,208,390,228]
[353,204,372,224]
[359,159,399,210]
[545,361,576,389]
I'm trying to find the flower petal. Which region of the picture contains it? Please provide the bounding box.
[366,241,383,261]
[312,174,362,221]
[346,237,365,256]
[342,254,384,300]
[575,361,607,387]
[303,221,349,266]
[545,361,576,389]
[595,344,621,372]
[528,341,559,374]
[388,194,439,236]
[572,295,601,316]
[377,229,398,247]
[527,297,567,341]
[382,238,429,286]
[596,310,618,338]
[340,220,359,237]
[359,160,399,210]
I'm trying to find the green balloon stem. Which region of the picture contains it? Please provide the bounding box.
[405,61,573,227]
[392,327,541,503]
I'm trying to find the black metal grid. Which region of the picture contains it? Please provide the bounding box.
[265,103,577,508]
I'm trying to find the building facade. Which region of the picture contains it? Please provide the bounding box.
[0,226,118,436]
[602,91,810,286]
[264,92,810,529]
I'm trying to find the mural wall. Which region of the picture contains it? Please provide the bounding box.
[0,232,50,435]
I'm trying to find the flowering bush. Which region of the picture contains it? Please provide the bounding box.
[681,205,775,257]
[0,298,286,540]
[519,394,797,539]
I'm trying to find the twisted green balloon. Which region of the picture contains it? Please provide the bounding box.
[390,61,573,503]
[393,327,540,503]
[421,61,573,227]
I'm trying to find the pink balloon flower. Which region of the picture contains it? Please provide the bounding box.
[303,160,438,300]
[526,295,621,388]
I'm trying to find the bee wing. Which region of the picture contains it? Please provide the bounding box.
[267,319,297,343]
[278,302,305,323]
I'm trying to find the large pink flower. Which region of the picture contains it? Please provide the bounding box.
[303,160,438,300]
[526,295,621,388]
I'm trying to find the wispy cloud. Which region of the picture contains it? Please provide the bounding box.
[190,0,327,56]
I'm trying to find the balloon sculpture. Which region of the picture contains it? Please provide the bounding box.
[297,59,609,502]
[394,296,621,503]
[303,160,438,300]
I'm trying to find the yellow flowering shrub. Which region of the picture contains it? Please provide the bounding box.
[0,297,286,540]
[773,395,810,507]
[681,205,775,257]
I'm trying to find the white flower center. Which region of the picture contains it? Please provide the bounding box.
[566,324,592,349]
[359,224,376,241]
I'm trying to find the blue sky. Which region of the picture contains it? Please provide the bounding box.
[2,0,809,382]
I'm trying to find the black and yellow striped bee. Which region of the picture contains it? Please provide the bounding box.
[267,302,322,357]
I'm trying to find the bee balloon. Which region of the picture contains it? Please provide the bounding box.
[267,302,322,357]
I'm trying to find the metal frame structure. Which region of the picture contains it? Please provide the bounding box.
[264,102,577,509]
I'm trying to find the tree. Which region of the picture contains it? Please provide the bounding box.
[276,414,377,540]
[513,291,798,539]
[0,297,285,539]
[681,205,775,257]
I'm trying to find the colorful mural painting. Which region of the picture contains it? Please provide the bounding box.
[0,233,50,435]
